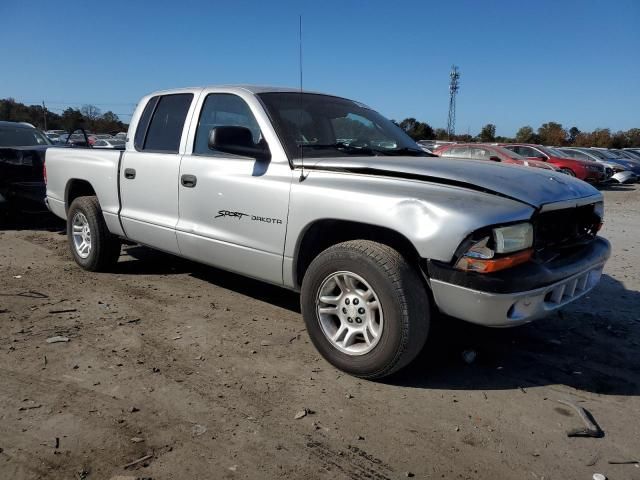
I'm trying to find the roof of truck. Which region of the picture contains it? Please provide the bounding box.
[147,84,325,96]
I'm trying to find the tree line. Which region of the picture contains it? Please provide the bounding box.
[396,118,640,148]
[0,98,128,133]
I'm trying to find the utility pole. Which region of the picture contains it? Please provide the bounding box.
[446,65,460,140]
[42,101,47,131]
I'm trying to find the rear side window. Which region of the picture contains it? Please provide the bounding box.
[470,147,492,160]
[442,146,469,157]
[134,96,159,150]
[141,94,193,153]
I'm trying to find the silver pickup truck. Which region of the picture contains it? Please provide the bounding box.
[45,86,611,378]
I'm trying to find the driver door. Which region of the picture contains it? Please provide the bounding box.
[176,91,292,285]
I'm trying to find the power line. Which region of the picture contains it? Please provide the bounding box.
[44,106,133,117]
[16,99,137,106]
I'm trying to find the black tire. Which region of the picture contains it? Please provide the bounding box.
[67,196,121,271]
[560,168,576,177]
[300,240,430,379]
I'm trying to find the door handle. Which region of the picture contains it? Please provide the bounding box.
[124,168,136,179]
[181,174,197,188]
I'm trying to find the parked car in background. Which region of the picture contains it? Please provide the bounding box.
[416,140,437,153]
[93,138,126,149]
[501,144,606,183]
[623,148,640,158]
[574,147,640,177]
[114,132,127,139]
[610,148,640,161]
[45,132,60,143]
[434,143,560,172]
[558,147,636,183]
[69,133,97,147]
[0,121,51,210]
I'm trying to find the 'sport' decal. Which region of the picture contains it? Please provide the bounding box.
[215,210,283,225]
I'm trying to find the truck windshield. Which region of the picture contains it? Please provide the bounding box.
[0,125,51,147]
[258,92,430,159]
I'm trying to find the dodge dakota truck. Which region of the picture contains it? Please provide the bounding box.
[44,86,611,379]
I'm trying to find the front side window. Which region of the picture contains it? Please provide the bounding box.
[514,146,535,157]
[258,92,429,159]
[494,146,525,160]
[194,94,261,155]
[142,93,193,153]
[540,146,566,158]
[583,149,608,160]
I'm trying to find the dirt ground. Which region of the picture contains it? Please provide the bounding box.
[1,185,639,480]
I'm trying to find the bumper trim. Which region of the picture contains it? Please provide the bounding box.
[430,262,605,327]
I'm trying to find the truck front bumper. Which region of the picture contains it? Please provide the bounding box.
[426,237,611,327]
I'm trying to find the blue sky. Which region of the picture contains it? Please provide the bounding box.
[1,0,638,136]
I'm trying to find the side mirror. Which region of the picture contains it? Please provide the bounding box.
[208,126,270,160]
[489,156,501,162]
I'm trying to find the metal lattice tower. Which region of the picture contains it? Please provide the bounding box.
[446,65,460,139]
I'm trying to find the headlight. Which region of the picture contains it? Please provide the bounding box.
[493,223,533,254]
[455,222,534,273]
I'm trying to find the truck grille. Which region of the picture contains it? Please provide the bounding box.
[533,204,601,255]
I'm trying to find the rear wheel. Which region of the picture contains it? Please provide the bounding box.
[300,240,430,379]
[560,167,576,176]
[67,196,121,271]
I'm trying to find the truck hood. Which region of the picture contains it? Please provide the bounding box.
[299,156,601,209]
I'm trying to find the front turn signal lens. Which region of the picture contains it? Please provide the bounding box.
[455,249,533,273]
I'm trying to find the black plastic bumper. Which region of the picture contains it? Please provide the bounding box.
[425,237,611,294]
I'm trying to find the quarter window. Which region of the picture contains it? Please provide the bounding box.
[142,93,193,153]
[194,94,261,155]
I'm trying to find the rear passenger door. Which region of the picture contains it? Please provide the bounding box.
[119,92,198,254]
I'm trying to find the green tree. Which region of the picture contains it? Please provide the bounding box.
[537,122,566,146]
[60,108,86,131]
[624,128,640,147]
[515,125,536,143]
[434,128,449,140]
[590,128,612,147]
[399,117,434,140]
[96,111,126,133]
[478,124,496,142]
[568,126,581,144]
[610,131,628,149]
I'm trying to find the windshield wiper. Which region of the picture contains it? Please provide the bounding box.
[301,143,388,156]
[385,147,433,157]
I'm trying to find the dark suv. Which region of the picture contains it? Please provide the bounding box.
[0,121,51,210]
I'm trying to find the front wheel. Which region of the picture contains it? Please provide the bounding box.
[560,168,576,176]
[300,240,430,379]
[67,196,121,271]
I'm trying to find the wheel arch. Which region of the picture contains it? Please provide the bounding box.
[293,219,423,289]
[65,179,97,213]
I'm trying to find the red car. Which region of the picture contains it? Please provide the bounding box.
[501,144,606,183]
[433,143,560,171]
